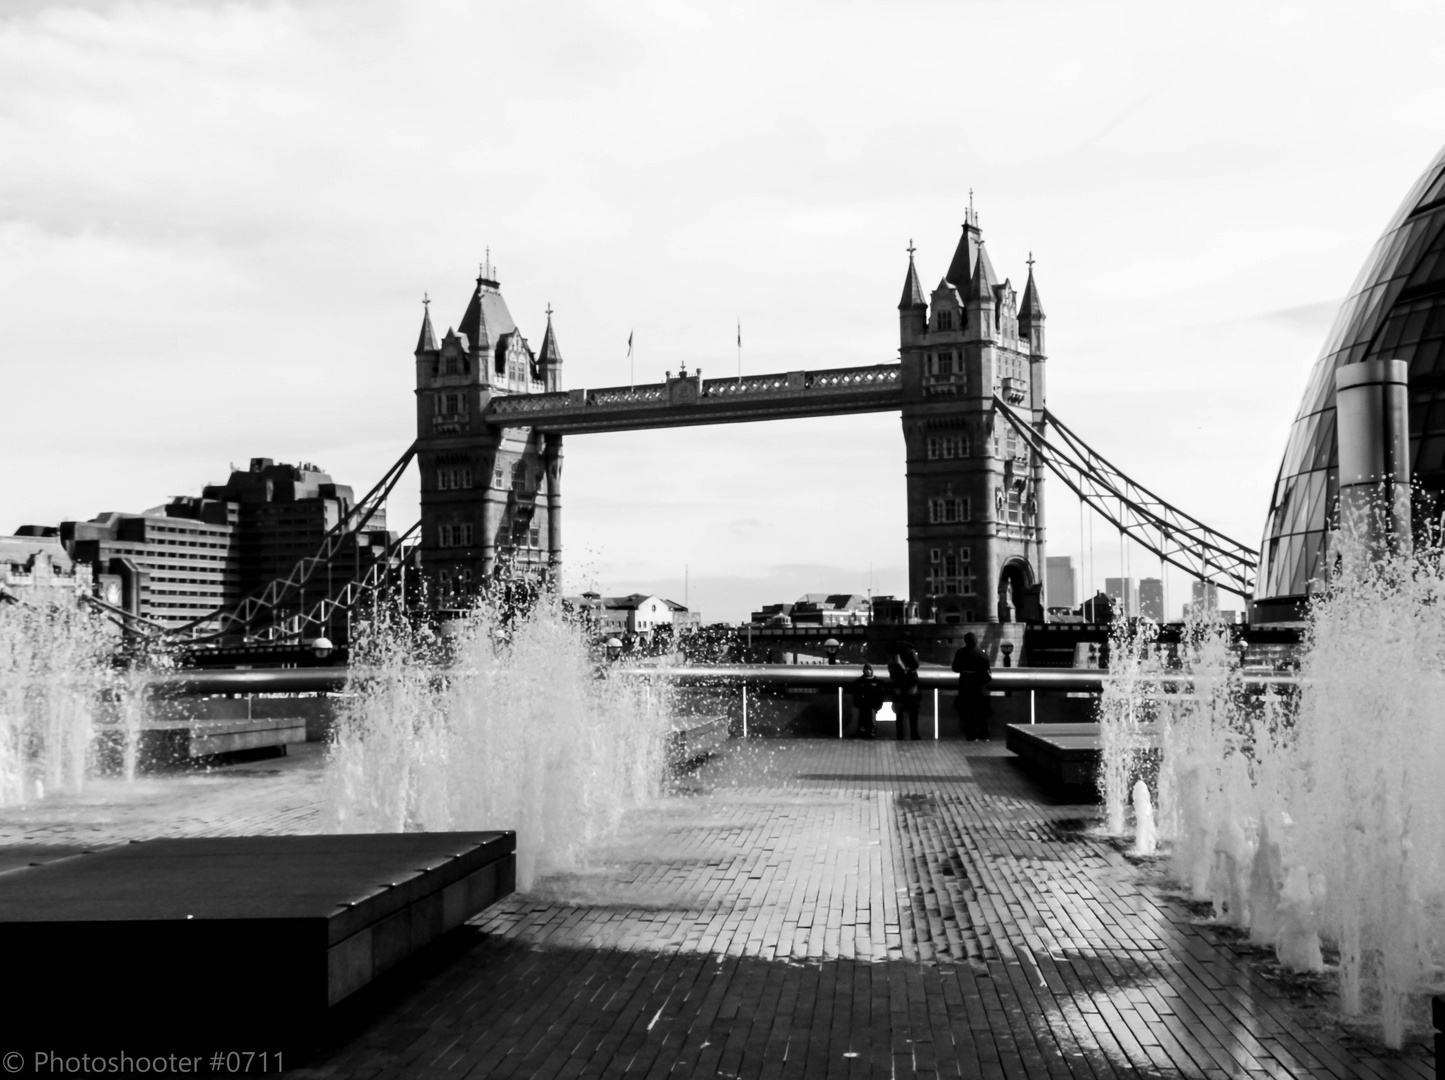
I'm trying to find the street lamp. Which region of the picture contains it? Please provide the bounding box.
[605,637,623,662]
[824,638,841,665]
[310,636,335,661]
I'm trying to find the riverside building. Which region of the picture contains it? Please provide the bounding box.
[62,458,386,634]
[1255,141,1445,621]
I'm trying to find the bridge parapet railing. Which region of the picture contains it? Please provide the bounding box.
[589,384,669,406]
[488,391,573,416]
[486,364,902,421]
[701,364,900,399]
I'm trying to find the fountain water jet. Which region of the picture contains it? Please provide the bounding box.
[0,600,142,806]
[323,598,673,890]
[1130,779,1156,856]
[1101,534,1445,1048]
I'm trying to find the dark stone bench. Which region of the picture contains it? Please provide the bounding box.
[0,832,514,1047]
[1005,722,1103,797]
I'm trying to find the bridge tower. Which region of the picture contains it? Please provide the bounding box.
[412,265,564,607]
[898,210,1048,623]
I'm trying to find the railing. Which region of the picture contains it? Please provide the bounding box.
[488,392,572,416]
[482,365,902,426]
[589,384,669,406]
[144,663,1302,696]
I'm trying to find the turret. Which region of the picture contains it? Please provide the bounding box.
[898,243,928,344]
[538,304,564,392]
[413,296,440,391]
[414,298,438,356]
[1019,256,1046,358]
[964,239,998,343]
[945,215,982,293]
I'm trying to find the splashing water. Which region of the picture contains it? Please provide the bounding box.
[1101,538,1445,1048]
[0,600,139,805]
[323,599,673,890]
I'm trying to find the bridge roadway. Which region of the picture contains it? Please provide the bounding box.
[483,363,904,433]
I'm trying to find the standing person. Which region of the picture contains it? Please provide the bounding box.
[951,632,994,741]
[887,643,923,741]
[848,664,887,739]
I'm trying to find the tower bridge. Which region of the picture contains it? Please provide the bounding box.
[87,210,1258,646]
[415,208,1051,623]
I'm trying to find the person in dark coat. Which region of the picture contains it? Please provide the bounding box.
[951,632,993,741]
[887,643,922,741]
[848,664,887,739]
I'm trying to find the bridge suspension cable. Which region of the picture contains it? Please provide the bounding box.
[992,396,1258,600]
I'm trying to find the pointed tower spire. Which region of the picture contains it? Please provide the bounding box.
[538,303,564,391]
[898,239,926,310]
[1019,253,1045,320]
[1019,252,1046,356]
[967,240,997,301]
[414,293,438,354]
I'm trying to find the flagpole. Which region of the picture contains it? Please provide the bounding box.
[736,320,741,384]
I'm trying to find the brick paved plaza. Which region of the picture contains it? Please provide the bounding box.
[0,738,1436,1078]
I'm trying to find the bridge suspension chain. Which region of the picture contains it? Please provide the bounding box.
[992,396,1258,600]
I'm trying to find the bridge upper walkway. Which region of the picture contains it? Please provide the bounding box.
[484,363,903,433]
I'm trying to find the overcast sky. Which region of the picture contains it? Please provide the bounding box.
[2,0,1443,623]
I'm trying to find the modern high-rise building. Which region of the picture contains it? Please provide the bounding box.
[1103,576,1137,618]
[1138,577,1164,621]
[63,459,388,635]
[1185,580,1220,621]
[1254,141,1445,621]
[1045,555,1076,610]
[63,501,241,627]
[899,209,1048,624]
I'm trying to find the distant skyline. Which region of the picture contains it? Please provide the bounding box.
[3,1,1444,623]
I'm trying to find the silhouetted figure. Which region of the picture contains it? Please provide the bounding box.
[951,632,993,741]
[888,643,922,741]
[849,664,887,739]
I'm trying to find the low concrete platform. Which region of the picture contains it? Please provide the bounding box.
[0,831,515,1045]
[669,715,729,765]
[1005,721,1103,792]
[95,715,308,765]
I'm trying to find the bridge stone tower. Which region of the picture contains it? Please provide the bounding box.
[898,210,1048,623]
[412,266,564,607]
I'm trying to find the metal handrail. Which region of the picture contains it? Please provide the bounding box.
[142,663,1303,697]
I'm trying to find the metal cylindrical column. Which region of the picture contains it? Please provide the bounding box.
[544,433,564,572]
[1336,359,1411,557]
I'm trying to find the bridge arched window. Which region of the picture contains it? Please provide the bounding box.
[511,462,527,492]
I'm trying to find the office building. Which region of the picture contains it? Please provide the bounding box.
[1103,577,1137,618]
[1255,141,1445,620]
[1138,577,1164,621]
[63,459,388,635]
[1046,556,1077,609]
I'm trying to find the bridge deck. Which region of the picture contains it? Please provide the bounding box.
[484,363,904,432]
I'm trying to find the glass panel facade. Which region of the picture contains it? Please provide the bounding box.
[1255,141,1445,614]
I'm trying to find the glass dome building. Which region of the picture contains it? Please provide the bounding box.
[1254,142,1445,622]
